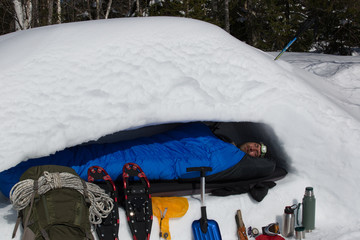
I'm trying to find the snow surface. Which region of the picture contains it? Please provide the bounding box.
[1,17,360,239]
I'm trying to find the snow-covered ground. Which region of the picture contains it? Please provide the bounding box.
[1,17,360,239]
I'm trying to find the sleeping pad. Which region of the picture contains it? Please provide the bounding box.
[0,122,245,198]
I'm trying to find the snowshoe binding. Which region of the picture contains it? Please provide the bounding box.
[123,163,153,240]
[88,166,120,240]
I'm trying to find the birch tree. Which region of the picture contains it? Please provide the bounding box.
[57,0,61,23]
[105,0,113,19]
[13,0,32,30]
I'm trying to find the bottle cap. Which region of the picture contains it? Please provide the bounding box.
[295,226,305,240]
[284,206,294,214]
[305,187,314,197]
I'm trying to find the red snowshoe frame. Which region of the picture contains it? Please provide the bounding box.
[123,163,153,240]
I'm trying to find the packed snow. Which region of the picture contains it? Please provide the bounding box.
[1,17,360,239]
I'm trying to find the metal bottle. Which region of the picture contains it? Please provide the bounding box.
[302,187,316,232]
[282,205,295,237]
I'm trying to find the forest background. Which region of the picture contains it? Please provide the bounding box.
[0,0,359,55]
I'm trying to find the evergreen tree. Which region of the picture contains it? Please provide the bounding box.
[0,1,14,35]
[148,0,185,17]
[305,0,360,54]
[148,0,215,24]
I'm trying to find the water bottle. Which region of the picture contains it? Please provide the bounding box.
[282,205,295,237]
[302,187,316,232]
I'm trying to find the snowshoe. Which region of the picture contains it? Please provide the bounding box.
[123,163,153,240]
[88,166,120,240]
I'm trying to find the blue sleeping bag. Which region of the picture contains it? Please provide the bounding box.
[0,122,245,197]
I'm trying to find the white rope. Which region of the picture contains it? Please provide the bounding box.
[9,171,114,225]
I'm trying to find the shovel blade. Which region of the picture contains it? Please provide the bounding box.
[192,219,222,240]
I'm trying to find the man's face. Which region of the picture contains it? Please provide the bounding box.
[239,142,261,157]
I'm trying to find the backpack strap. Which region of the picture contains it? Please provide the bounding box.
[40,229,50,240]
[81,179,94,240]
[81,179,91,205]
[12,213,22,238]
[23,180,38,228]
[17,180,39,240]
[85,231,93,240]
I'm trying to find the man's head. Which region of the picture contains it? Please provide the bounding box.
[239,142,267,158]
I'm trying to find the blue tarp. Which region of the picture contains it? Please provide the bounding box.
[0,122,245,197]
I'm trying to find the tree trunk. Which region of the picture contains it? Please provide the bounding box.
[33,0,39,26]
[13,0,32,30]
[244,0,256,45]
[105,0,113,19]
[212,0,218,22]
[13,0,23,30]
[185,0,189,17]
[224,0,230,33]
[86,0,93,20]
[136,0,140,16]
[96,0,100,19]
[24,0,32,28]
[48,0,53,25]
[57,0,61,23]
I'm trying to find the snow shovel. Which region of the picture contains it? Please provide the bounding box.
[187,167,222,240]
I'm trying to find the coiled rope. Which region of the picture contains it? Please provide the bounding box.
[9,171,114,225]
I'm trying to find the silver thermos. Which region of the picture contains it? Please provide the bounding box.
[282,205,295,237]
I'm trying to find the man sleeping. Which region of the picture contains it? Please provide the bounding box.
[0,122,275,198]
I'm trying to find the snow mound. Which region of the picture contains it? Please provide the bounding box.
[0,17,347,171]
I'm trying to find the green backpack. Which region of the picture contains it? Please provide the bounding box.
[10,165,112,240]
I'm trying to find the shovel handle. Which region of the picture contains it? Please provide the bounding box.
[186,167,212,177]
[186,167,212,207]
